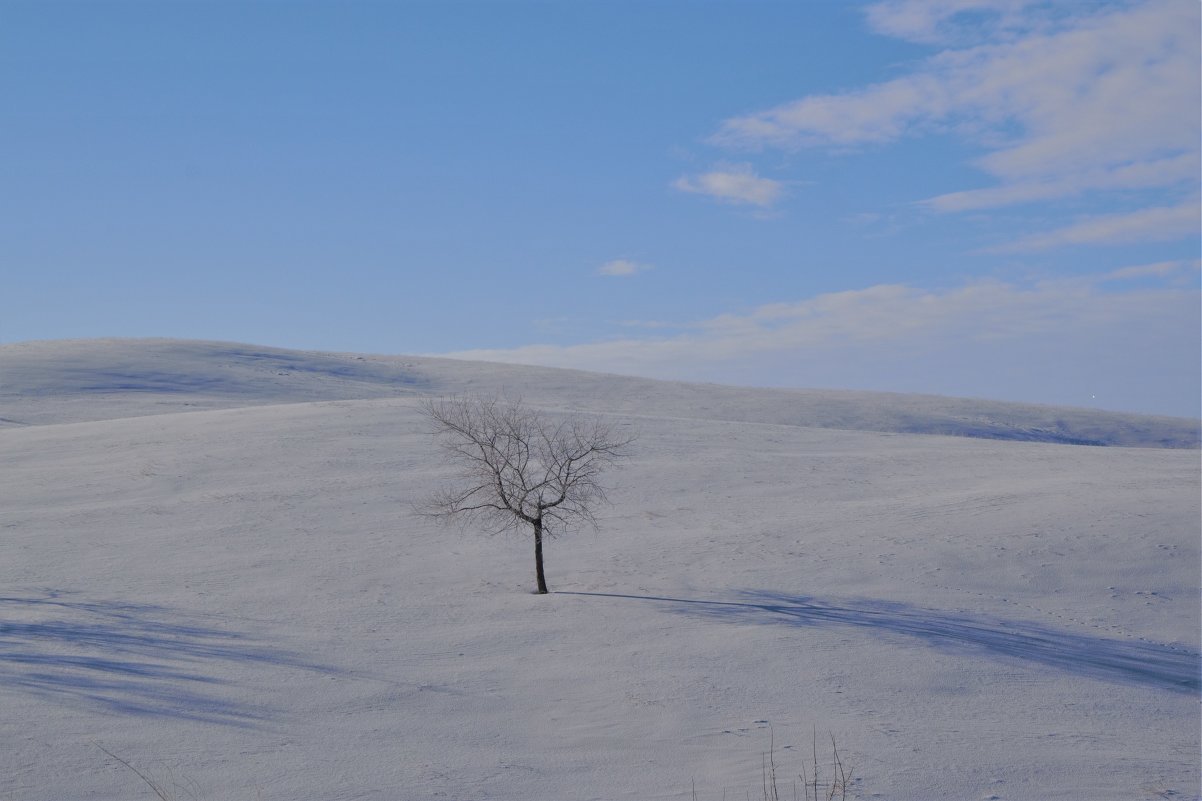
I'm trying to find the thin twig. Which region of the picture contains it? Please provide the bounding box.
[96,744,172,801]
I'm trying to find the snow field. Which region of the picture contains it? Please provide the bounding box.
[0,342,1198,800]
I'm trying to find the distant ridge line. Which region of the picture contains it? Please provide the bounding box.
[1,338,1198,449]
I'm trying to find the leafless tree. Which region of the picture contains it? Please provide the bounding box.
[419,395,635,594]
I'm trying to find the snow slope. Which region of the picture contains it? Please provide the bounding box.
[2,338,1197,447]
[1,339,1198,800]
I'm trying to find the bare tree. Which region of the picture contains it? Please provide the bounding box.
[419,395,634,594]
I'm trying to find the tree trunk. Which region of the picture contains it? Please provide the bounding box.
[533,517,548,594]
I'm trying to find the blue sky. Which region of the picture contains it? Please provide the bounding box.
[3,0,1199,416]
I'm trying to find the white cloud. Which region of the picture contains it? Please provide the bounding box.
[673,164,785,208]
[1103,260,1197,282]
[998,199,1202,251]
[597,259,652,277]
[864,0,1039,44]
[712,0,1200,235]
[714,78,947,149]
[438,270,1200,416]
[925,153,1202,212]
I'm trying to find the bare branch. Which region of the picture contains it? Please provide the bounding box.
[417,394,635,590]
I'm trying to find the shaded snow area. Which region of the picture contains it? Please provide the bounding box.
[1,339,1199,800]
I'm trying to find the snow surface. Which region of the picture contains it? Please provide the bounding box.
[1,339,1199,800]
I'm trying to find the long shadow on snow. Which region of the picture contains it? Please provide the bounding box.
[0,590,339,726]
[562,590,1200,694]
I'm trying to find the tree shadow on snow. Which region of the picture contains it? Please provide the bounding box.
[0,590,338,726]
[563,590,1200,694]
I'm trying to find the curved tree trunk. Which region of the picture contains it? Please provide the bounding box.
[533,517,548,594]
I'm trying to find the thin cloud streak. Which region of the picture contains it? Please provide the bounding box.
[597,259,652,277]
[925,153,1201,212]
[995,200,1202,252]
[1103,260,1199,283]
[440,266,1201,416]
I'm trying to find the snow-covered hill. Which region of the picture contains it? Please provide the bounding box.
[1,339,1198,800]
[2,338,1197,447]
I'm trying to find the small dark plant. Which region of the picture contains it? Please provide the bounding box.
[694,728,856,801]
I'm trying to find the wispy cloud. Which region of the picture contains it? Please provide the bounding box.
[864,0,1042,45]
[710,0,1200,242]
[439,266,1200,416]
[925,154,1202,212]
[1103,259,1199,283]
[597,259,652,277]
[673,163,785,208]
[997,199,1202,251]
